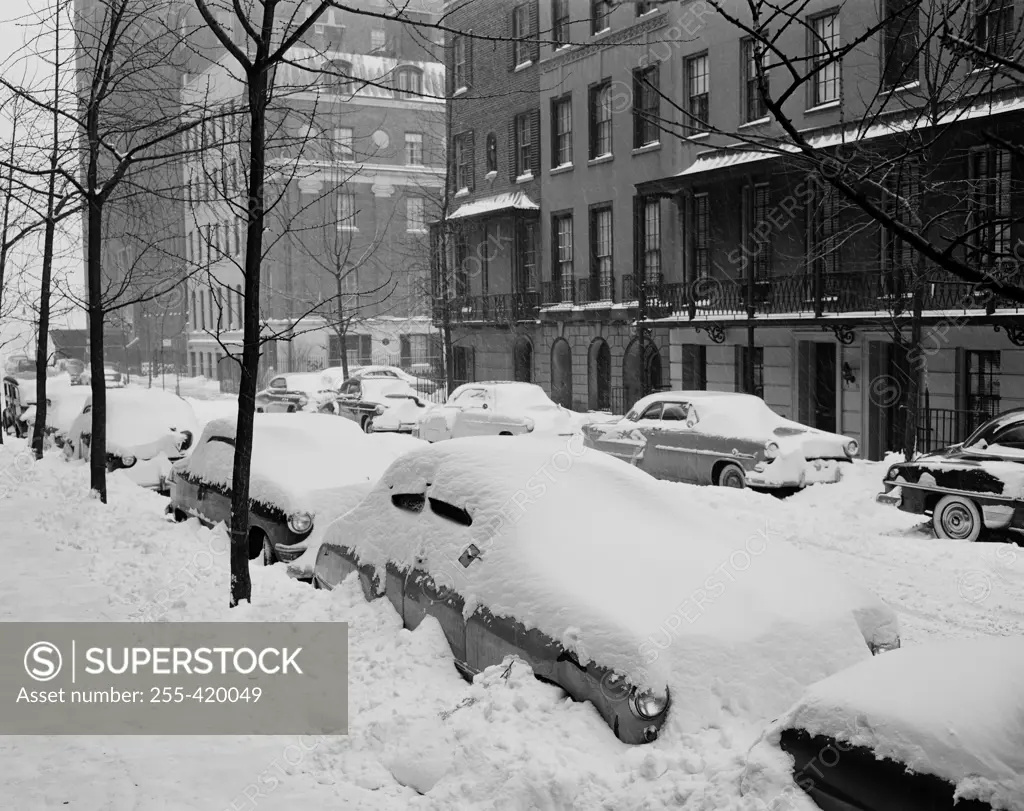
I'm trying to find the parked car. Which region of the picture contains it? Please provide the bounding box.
[103,365,125,388]
[323,364,441,398]
[167,413,416,565]
[313,437,899,746]
[582,391,858,490]
[254,372,337,413]
[765,635,1023,811]
[2,375,27,437]
[876,408,1024,541]
[329,376,430,433]
[415,381,590,442]
[61,359,86,385]
[64,388,200,493]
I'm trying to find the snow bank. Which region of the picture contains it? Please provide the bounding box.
[320,436,890,733]
[764,635,1024,810]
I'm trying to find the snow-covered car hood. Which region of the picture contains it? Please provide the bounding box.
[72,389,200,460]
[371,395,435,431]
[318,436,893,735]
[762,636,1024,810]
[520,405,591,435]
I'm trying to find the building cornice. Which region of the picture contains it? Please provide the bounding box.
[540,12,669,73]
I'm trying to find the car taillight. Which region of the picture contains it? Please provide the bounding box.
[179,430,193,451]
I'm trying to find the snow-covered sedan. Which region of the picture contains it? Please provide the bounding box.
[255,372,337,413]
[323,364,441,397]
[64,388,200,493]
[415,381,589,442]
[331,376,431,434]
[167,414,417,565]
[313,437,899,745]
[21,382,91,449]
[764,635,1023,811]
[877,408,1024,541]
[583,391,858,490]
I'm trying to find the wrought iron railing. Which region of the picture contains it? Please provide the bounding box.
[432,292,541,324]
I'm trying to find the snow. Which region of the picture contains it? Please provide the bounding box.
[2,435,1023,811]
[318,436,897,732]
[762,635,1024,809]
[70,388,201,459]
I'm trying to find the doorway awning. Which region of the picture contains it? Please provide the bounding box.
[446,191,539,221]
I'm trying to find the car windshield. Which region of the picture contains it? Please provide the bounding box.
[963,412,1024,451]
[363,379,412,399]
[496,385,554,410]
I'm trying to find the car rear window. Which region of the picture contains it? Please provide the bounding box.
[392,493,425,512]
[429,498,472,526]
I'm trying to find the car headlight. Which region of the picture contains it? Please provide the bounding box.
[297,395,309,406]
[886,466,899,480]
[121,454,137,467]
[764,441,780,459]
[287,511,313,534]
[628,687,668,719]
[375,405,385,416]
[845,439,859,457]
[524,417,535,432]
[178,430,193,452]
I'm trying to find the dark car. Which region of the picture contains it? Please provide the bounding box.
[876,408,1024,541]
[770,635,1020,811]
[330,376,427,433]
[2,376,27,437]
[255,372,336,414]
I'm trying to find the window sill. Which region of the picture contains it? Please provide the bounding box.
[804,100,840,115]
[684,131,710,141]
[455,188,470,197]
[591,26,612,39]
[554,43,573,52]
[406,228,428,234]
[513,60,533,73]
[631,142,661,156]
[883,80,919,94]
[969,65,997,75]
[738,116,770,130]
[453,86,468,97]
[550,163,574,176]
[485,170,497,180]
[587,153,613,166]
[515,172,534,184]
[336,227,359,233]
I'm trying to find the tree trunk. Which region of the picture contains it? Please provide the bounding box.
[228,69,270,608]
[86,195,108,501]
[32,212,56,460]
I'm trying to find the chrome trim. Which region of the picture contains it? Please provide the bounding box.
[895,481,1018,503]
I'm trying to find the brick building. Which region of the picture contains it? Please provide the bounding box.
[439,0,1024,458]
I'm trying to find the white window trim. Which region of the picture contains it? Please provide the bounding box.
[738,116,770,130]
[515,172,534,183]
[514,60,533,72]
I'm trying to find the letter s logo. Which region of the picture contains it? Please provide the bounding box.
[24,641,62,682]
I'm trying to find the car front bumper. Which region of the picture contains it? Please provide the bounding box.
[876,486,902,508]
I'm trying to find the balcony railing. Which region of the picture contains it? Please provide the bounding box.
[540,276,616,306]
[432,292,540,325]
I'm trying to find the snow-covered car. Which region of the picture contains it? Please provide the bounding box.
[254,372,337,413]
[765,635,1023,811]
[415,381,589,442]
[583,391,859,490]
[167,413,418,565]
[20,382,91,449]
[61,358,86,385]
[64,388,200,493]
[103,365,125,388]
[330,376,431,434]
[323,364,440,395]
[313,437,900,746]
[877,408,1024,541]
[1,375,27,437]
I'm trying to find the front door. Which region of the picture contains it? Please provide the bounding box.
[642,401,700,482]
[798,342,837,434]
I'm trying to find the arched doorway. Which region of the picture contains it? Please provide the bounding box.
[623,338,664,410]
[550,338,573,408]
[588,338,611,411]
[513,336,533,382]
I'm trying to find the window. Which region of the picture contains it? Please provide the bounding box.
[685,53,709,134]
[485,132,497,173]
[517,220,538,291]
[405,132,423,165]
[553,0,570,46]
[337,190,356,231]
[636,1,654,15]
[454,133,469,190]
[514,112,532,177]
[693,194,710,278]
[974,0,1015,60]
[743,38,768,122]
[643,199,661,285]
[965,350,1001,419]
[811,13,840,106]
[327,59,353,93]
[480,224,490,294]
[750,184,771,277]
[554,213,574,301]
[881,164,918,291]
[737,346,765,397]
[453,36,468,90]
[551,95,573,167]
[454,234,469,298]
[588,81,612,158]
[370,29,386,51]
[632,65,659,148]
[396,67,422,99]
[334,127,353,161]
[881,0,919,89]
[590,206,613,300]
[970,147,1012,270]
[512,4,530,66]
[591,0,611,34]
[810,183,839,278]
[407,197,425,233]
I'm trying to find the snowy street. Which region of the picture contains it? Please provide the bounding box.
[2,431,1022,811]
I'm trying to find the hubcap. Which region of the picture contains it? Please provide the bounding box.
[722,469,744,488]
[941,504,975,539]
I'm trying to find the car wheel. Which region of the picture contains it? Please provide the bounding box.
[361,416,373,434]
[262,536,276,566]
[172,508,188,523]
[717,463,746,489]
[932,494,983,542]
[318,402,335,415]
[499,431,513,436]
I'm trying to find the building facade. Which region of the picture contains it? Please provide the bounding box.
[181,2,446,385]
[440,0,1024,458]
